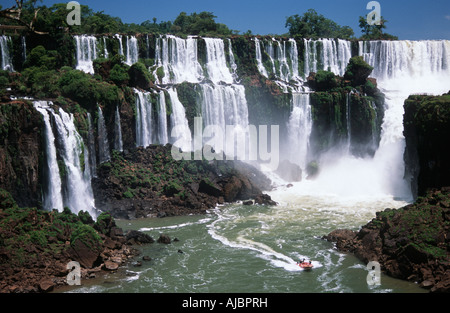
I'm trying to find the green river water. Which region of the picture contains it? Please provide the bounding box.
[63,179,426,294]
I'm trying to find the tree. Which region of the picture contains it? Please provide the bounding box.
[0,0,48,34]
[171,11,232,36]
[359,16,398,40]
[285,9,354,39]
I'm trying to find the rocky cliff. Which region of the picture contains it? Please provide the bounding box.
[0,100,42,208]
[403,92,450,199]
[324,187,450,293]
[92,144,275,219]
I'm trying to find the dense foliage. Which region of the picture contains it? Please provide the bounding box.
[285,9,355,39]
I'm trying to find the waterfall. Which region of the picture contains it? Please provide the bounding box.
[21,36,27,64]
[303,38,351,77]
[114,106,123,152]
[34,101,64,211]
[255,38,269,77]
[357,40,450,199]
[87,113,97,178]
[97,106,111,163]
[74,35,97,74]
[287,93,312,170]
[254,37,304,91]
[34,101,96,216]
[125,35,139,66]
[115,34,124,56]
[102,37,109,59]
[345,92,351,153]
[255,38,300,82]
[0,35,14,72]
[135,89,153,147]
[157,91,169,145]
[204,38,234,84]
[167,88,192,152]
[202,38,249,127]
[155,35,204,84]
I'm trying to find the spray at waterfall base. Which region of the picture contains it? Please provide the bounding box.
[171,117,280,172]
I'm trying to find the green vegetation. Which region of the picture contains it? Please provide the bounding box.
[0,189,110,266]
[286,9,355,39]
[358,15,398,40]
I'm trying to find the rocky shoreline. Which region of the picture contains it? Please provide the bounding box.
[0,188,175,293]
[324,187,450,293]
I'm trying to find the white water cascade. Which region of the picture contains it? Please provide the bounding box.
[287,93,313,170]
[125,35,139,66]
[34,101,96,216]
[97,106,111,163]
[87,112,97,177]
[115,34,124,56]
[0,35,14,72]
[304,38,352,77]
[34,101,64,212]
[134,89,153,147]
[155,35,204,84]
[74,35,97,74]
[201,38,250,153]
[167,88,192,152]
[358,40,450,199]
[157,91,169,145]
[254,37,303,91]
[114,106,123,152]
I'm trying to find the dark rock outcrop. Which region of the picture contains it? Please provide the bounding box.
[403,92,450,199]
[92,144,276,219]
[0,100,42,208]
[324,187,450,293]
[0,191,144,293]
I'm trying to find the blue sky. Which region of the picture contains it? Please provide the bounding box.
[3,0,450,39]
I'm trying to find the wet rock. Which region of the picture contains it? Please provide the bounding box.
[125,230,154,245]
[157,234,171,244]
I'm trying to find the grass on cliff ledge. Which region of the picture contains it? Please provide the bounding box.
[374,189,450,260]
[0,188,111,266]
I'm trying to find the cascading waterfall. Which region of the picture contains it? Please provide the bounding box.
[97,106,111,163]
[87,113,97,178]
[125,35,139,66]
[153,36,250,154]
[287,93,313,170]
[115,34,124,56]
[0,35,14,72]
[204,37,234,84]
[201,38,250,153]
[34,101,96,216]
[155,35,204,84]
[254,37,302,89]
[34,101,64,212]
[357,40,450,199]
[345,92,351,153]
[157,91,169,145]
[102,37,109,59]
[74,35,97,74]
[167,88,192,152]
[303,38,351,77]
[134,89,153,147]
[255,38,269,77]
[114,106,123,152]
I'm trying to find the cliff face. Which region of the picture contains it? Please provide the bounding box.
[0,100,42,207]
[403,93,450,198]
